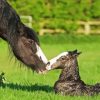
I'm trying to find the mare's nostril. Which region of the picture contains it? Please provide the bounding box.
[40,56,42,60]
[47,62,50,65]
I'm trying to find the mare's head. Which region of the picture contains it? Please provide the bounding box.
[12,26,48,74]
[46,50,81,70]
[0,0,48,74]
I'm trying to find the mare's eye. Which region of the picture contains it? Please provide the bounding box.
[40,56,42,60]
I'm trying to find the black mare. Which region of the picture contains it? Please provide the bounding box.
[0,0,49,73]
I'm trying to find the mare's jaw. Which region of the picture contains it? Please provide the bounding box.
[14,37,48,74]
[36,69,47,74]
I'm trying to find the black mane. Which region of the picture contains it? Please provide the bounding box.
[0,0,39,45]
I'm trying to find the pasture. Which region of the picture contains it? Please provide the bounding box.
[0,35,100,100]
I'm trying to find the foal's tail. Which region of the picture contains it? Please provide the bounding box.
[85,83,100,95]
[93,83,100,94]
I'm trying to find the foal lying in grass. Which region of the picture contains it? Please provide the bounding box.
[53,50,100,96]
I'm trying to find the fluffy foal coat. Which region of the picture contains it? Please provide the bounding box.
[54,50,100,96]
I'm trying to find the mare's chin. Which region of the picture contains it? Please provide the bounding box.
[36,68,48,74]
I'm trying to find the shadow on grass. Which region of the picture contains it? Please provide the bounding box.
[0,83,53,93]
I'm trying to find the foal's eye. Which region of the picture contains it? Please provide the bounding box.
[61,57,65,60]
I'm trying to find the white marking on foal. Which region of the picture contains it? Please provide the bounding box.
[36,43,48,64]
[46,52,68,70]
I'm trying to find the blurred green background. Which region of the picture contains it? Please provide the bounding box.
[8,0,100,34]
[0,0,100,100]
[8,0,100,20]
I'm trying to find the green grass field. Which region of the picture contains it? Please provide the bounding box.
[0,35,100,100]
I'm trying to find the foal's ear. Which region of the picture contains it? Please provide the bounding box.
[72,49,81,55]
[73,49,77,53]
[72,50,82,57]
[67,49,81,56]
[76,51,82,56]
[69,49,78,55]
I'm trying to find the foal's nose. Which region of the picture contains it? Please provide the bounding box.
[46,62,61,70]
[46,65,51,71]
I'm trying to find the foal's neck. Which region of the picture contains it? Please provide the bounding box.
[59,58,80,81]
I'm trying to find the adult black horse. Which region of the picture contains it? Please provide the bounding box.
[0,0,49,73]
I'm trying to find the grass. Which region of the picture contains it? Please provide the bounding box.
[0,34,100,100]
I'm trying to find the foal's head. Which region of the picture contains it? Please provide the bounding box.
[46,50,81,70]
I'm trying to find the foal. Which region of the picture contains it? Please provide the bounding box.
[53,50,100,96]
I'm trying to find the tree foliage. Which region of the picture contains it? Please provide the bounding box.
[8,0,100,33]
[8,0,100,20]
